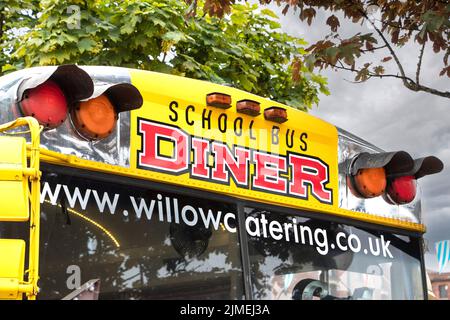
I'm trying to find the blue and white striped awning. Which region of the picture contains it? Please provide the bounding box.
[436,240,450,273]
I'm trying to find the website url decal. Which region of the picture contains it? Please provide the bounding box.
[40,181,393,259]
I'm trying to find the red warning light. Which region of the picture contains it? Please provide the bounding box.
[19,80,68,129]
[385,175,417,205]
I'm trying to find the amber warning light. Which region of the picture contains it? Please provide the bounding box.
[236,99,260,116]
[72,83,143,140]
[72,95,117,140]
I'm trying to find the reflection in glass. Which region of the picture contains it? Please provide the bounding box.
[245,208,424,300]
[9,170,244,299]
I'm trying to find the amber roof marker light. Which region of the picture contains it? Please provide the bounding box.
[345,151,414,199]
[264,107,288,123]
[71,83,143,140]
[206,93,232,109]
[236,100,261,116]
[16,64,94,129]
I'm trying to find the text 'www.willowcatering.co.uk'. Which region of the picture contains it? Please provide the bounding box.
[40,181,394,259]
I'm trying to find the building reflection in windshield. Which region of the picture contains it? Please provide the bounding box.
[245,207,424,300]
[35,171,244,300]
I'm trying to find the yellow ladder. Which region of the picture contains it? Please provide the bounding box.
[0,117,41,300]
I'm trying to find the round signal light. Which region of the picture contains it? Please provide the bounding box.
[386,175,417,205]
[349,167,387,198]
[19,80,68,129]
[72,95,117,140]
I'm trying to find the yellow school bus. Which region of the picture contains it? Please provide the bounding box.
[0,65,443,300]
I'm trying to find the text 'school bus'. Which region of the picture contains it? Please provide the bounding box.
[0,65,443,300]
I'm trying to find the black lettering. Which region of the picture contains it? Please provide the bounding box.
[169,101,178,122]
[185,105,195,126]
[234,117,243,137]
[286,129,295,148]
[300,132,308,151]
[218,113,227,133]
[249,120,256,140]
[202,109,212,130]
[272,126,280,145]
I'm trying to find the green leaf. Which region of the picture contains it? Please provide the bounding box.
[267,20,281,29]
[231,13,247,25]
[162,31,186,43]
[151,18,166,27]
[261,9,278,19]
[2,64,17,73]
[120,23,135,35]
[45,15,59,28]
[108,28,121,43]
[62,33,78,43]
[77,38,96,53]
[238,74,254,91]
[53,49,72,63]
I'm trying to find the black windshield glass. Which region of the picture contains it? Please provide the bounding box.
[8,170,244,299]
[244,207,424,300]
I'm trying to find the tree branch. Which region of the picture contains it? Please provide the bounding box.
[360,10,410,87]
[373,17,419,32]
[359,44,387,53]
[413,84,450,98]
[329,62,450,98]
[330,63,415,82]
[357,8,450,98]
[416,42,425,85]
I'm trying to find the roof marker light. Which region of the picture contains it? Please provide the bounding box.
[236,100,260,116]
[264,107,288,123]
[206,93,232,109]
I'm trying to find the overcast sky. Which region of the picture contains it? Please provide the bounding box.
[264,3,450,272]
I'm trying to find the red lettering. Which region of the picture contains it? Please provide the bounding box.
[253,151,287,193]
[137,119,333,204]
[289,154,332,203]
[138,120,188,173]
[192,137,210,178]
[211,142,249,186]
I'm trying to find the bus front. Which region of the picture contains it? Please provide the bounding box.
[0,65,442,300]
